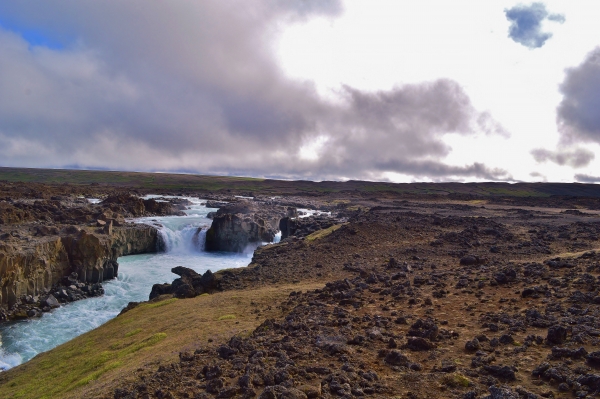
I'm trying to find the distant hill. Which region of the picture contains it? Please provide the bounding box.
[1,166,599,197]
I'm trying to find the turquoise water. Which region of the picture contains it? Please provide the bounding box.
[0,197,254,370]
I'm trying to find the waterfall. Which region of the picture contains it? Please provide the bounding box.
[154,223,208,253]
[0,196,286,370]
[0,197,247,370]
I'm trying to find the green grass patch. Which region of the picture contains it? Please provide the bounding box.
[306,224,344,242]
[72,361,122,389]
[441,372,471,388]
[142,298,178,309]
[124,328,142,338]
[120,333,167,356]
[218,314,236,321]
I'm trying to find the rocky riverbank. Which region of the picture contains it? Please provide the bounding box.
[0,190,189,321]
[0,221,160,321]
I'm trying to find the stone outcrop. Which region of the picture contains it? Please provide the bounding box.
[0,224,159,310]
[0,236,71,309]
[204,201,296,253]
[149,266,219,300]
[279,214,339,240]
[101,194,186,217]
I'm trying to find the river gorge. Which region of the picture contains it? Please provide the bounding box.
[0,197,257,370]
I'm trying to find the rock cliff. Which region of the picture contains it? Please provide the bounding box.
[204,201,296,252]
[0,224,159,309]
[0,192,190,316]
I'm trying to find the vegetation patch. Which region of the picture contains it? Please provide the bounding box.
[306,224,344,242]
[440,372,471,388]
[121,333,167,355]
[143,298,178,309]
[218,314,236,321]
[72,361,122,389]
[125,328,142,338]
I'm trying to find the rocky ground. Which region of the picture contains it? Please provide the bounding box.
[4,177,600,398]
[110,200,600,399]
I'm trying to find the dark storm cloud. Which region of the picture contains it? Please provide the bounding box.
[531,147,595,168]
[556,48,600,144]
[575,174,600,183]
[505,3,564,48]
[0,1,509,181]
[298,80,511,180]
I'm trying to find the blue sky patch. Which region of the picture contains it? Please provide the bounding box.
[0,19,67,49]
[505,3,565,49]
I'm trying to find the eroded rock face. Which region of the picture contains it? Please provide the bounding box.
[0,236,71,308]
[0,224,159,309]
[205,201,296,253]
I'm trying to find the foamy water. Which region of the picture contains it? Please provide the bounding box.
[0,197,256,370]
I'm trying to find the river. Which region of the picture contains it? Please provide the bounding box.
[0,197,261,370]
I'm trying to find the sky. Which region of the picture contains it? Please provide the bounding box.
[0,1,599,183]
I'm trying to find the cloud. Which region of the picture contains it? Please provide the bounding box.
[556,48,600,144]
[529,171,547,182]
[0,1,509,181]
[575,174,600,183]
[505,3,565,48]
[530,147,595,168]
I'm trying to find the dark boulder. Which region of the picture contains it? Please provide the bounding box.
[148,267,220,300]
[205,201,294,252]
[483,365,516,381]
[41,294,60,309]
[465,338,480,351]
[171,280,196,298]
[172,266,200,278]
[404,337,436,351]
[460,255,487,266]
[149,283,173,300]
[384,350,410,367]
[587,351,600,365]
[547,325,568,345]
[407,318,438,340]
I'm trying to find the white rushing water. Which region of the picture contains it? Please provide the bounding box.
[0,197,256,370]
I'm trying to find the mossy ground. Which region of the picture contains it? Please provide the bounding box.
[305,224,344,242]
[0,283,323,399]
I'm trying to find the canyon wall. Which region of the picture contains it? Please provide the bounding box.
[0,224,159,308]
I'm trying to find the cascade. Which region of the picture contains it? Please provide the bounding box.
[0,197,263,370]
